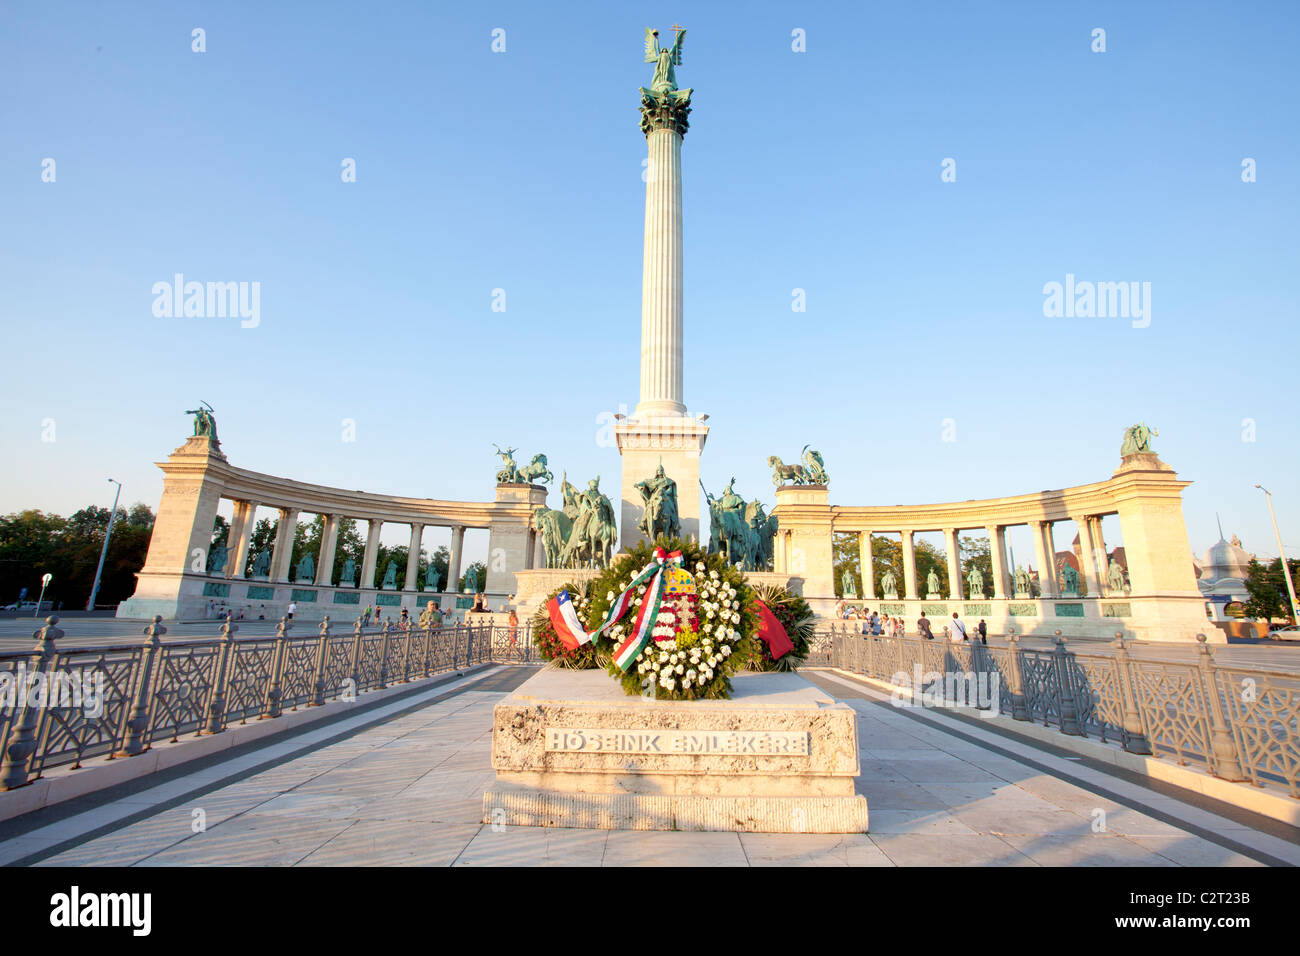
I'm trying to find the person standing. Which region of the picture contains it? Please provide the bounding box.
[917,611,934,640]
[287,600,297,622]
[950,611,966,642]
[508,608,519,647]
[978,619,988,645]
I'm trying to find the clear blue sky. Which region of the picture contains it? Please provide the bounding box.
[2,0,1297,566]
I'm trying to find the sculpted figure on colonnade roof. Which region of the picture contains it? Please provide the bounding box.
[185,401,218,440]
[1119,422,1158,457]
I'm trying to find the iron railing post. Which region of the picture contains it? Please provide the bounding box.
[1054,631,1083,736]
[348,617,364,694]
[262,616,291,719]
[203,614,237,734]
[377,622,391,689]
[1111,631,1152,754]
[1196,633,1247,781]
[1005,628,1029,721]
[0,616,63,789]
[311,617,331,707]
[398,621,413,683]
[118,615,166,756]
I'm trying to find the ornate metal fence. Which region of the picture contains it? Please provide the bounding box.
[0,615,534,791]
[810,622,1300,799]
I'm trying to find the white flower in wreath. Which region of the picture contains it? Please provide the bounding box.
[686,668,697,682]
[675,663,684,675]
[731,612,740,624]
[660,675,675,690]
[606,591,614,601]
[721,645,732,657]
[659,651,669,663]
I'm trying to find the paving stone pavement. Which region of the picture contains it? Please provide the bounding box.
[0,666,1292,867]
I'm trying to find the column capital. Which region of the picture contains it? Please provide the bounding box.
[639,88,692,137]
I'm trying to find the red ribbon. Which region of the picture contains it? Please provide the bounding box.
[755,600,794,660]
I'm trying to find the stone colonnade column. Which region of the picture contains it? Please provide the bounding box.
[989,526,1010,599]
[945,528,962,600]
[405,524,423,591]
[315,514,341,587]
[360,519,382,590]
[1032,520,1057,599]
[448,526,465,593]
[225,499,258,579]
[271,507,299,583]
[858,532,875,599]
[1076,515,1103,597]
[902,531,918,600]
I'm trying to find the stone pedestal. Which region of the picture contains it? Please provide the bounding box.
[483,669,868,833]
[615,416,709,550]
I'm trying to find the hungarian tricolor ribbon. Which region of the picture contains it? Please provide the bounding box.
[546,548,684,672]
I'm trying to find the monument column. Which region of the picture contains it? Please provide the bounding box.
[448,526,465,593]
[360,519,382,590]
[858,532,875,599]
[988,526,1010,599]
[902,531,919,600]
[404,523,423,592]
[271,507,299,583]
[945,528,962,600]
[615,46,707,549]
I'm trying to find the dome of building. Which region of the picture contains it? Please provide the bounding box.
[1199,534,1253,584]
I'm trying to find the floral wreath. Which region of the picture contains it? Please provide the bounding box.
[531,537,769,700]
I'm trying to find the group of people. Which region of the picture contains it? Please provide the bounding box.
[842,603,989,645]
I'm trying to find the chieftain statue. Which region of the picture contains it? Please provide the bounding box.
[424,564,441,593]
[926,568,941,598]
[295,552,315,584]
[381,560,397,590]
[966,566,984,600]
[767,446,830,488]
[341,557,357,587]
[635,462,681,542]
[1120,422,1158,457]
[702,479,773,571]
[186,401,218,441]
[540,475,617,570]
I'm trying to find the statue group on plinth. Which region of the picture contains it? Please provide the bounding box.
[494,444,553,485]
[1120,422,1158,458]
[532,473,618,570]
[767,446,829,488]
[703,478,777,571]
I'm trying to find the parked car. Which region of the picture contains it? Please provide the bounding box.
[3,601,39,611]
[1267,624,1300,641]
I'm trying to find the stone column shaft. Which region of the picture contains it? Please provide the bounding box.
[360,519,382,590]
[1032,521,1057,599]
[945,528,962,600]
[902,531,918,600]
[989,526,1010,599]
[225,500,258,579]
[404,524,423,591]
[271,508,299,583]
[448,526,465,593]
[316,514,341,586]
[859,532,875,599]
[1077,515,1103,598]
[637,125,685,417]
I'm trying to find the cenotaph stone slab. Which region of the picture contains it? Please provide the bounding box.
[483,668,868,833]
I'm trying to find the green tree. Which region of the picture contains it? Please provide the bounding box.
[1244,557,1300,622]
[832,533,946,600]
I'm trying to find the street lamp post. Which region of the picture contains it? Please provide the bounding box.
[35,573,52,619]
[1256,484,1300,624]
[86,478,123,612]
